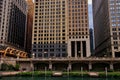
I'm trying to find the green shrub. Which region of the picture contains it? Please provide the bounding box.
[1,63,8,71]
[8,64,14,71]
[0,63,19,71]
[14,64,20,71]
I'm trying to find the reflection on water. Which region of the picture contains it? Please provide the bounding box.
[0,77,120,80]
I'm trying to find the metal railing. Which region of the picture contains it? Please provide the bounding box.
[1,57,120,61]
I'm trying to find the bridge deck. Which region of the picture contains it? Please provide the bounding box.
[1,57,120,62]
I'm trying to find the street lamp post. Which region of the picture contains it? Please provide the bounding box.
[32,53,35,59]
[43,52,47,58]
[31,53,35,79]
[0,52,2,78]
[105,67,108,78]
[78,51,80,58]
[81,66,83,77]
[45,66,47,80]
[0,53,1,70]
[67,67,70,79]
[79,51,83,58]
[17,54,20,59]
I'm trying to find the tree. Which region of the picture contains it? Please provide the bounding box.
[14,64,20,71]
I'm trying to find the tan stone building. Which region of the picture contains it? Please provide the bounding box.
[32,0,90,58]
[93,0,120,57]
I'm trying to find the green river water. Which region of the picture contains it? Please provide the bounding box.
[0,77,119,80]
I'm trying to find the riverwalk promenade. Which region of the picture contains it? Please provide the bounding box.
[1,57,120,71]
[0,71,20,76]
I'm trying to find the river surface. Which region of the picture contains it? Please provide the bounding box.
[0,77,119,80]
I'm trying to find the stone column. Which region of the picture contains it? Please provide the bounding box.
[17,54,19,59]
[68,62,72,71]
[86,39,91,57]
[89,62,92,71]
[49,62,52,70]
[30,61,34,71]
[67,41,71,57]
[110,62,114,70]
[75,41,77,58]
[113,52,115,58]
[112,47,115,58]
[81,41,83,58]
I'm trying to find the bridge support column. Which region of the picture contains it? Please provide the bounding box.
[30,61,34,71]
[49,62,52,70]
[68,62,72,71]
[89,62,92,71]
[17,54,19,59]
[110,63,114,70]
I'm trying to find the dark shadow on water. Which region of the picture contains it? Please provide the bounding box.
[0,77,120,80]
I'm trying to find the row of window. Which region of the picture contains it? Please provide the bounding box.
[35,0,65,4]
[112,28,120,31]
[36,8,65,11]
[33,33,65,36]
[35,13,65,17]
[112,23,120,27]
[34,22,87,26]
[33,49,66,52]
[33,41,66,44]
[34,49,66,51]
[34,23,87,27]
[34,19,86,22]
[69,36,88,39]
[33,29,65,32]
[33,37,66,40]
[35,53,67,57]
[33,36,89,40]
[69,24,88,28]
[33,44,66,48]
[69,32,88,35]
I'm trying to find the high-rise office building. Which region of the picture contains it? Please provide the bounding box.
[25,0,34,54]
[89,28,94,54]
[0,0,27,50]
[93,0,120,57]
[32,0,90,58]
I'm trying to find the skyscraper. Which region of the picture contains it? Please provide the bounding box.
[25,0,34,54]
[89,28,94,54]
[32,0,90,58]
[93,0,120,57]
[0,0,27,50]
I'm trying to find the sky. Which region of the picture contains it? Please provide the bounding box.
[88,0,93,28]
[88,0,92,4]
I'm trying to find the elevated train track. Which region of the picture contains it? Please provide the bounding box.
[0,46,27,58]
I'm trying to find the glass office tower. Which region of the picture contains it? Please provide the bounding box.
[93,0,120,57]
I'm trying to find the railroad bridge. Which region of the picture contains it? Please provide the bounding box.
[0,46,27,58]
[1,57,120,71]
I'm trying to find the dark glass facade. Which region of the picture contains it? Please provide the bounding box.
[8,4,26,48]
[93,0,120,57]
[0,0,27,50]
